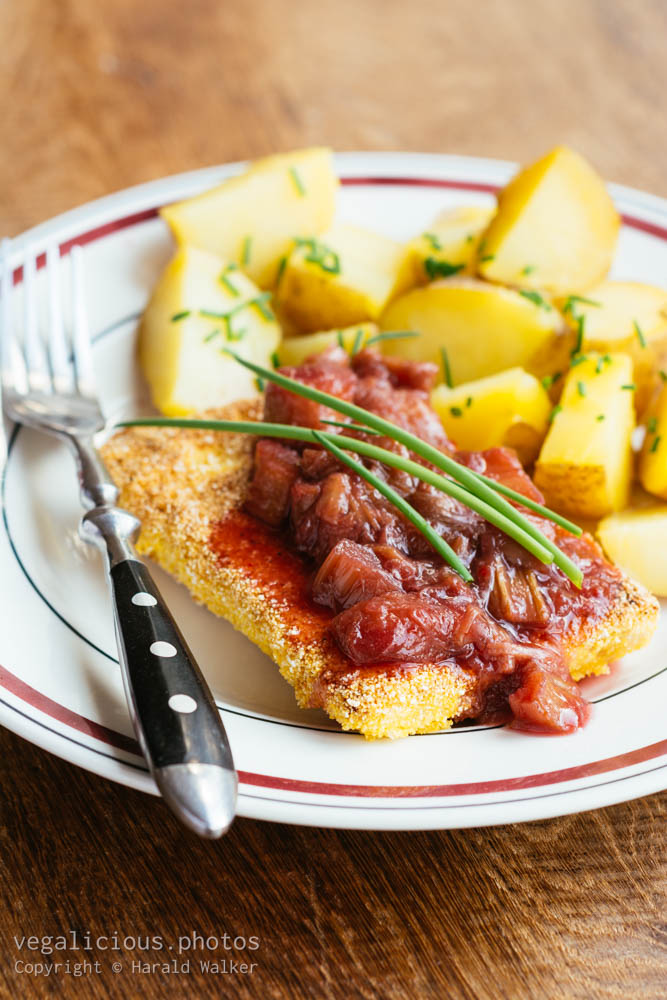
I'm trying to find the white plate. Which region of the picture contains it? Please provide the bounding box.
[1,153,666,830]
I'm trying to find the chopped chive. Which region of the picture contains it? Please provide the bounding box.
[660,370,667,383]
[596,414,605,422]
[647,416,658,434]
[271,351,280,369]
[651,435,661,453]
[204,328,221,343]
[241,236,252,268]
[541,372,562,390]
[466,396,473,408]
[312,430,473,580]
[336,330,344,349]
[522,265,536,275]
[440,346,453,388]
[572,315,585,356]
[549,404,563,423]
[254,376,265,392]
[595,357,604,374]
[423,232,442,251]
[288,166,306,197]
[449,406,463,418]
[634,320,647,348]
[199,309,227,320]
[519,289,552,310]
[621,384,636,391]
[562,294,601,316]
[294,237,340,274]
[249,291,274,322]
[219,268,240,296]
[351,328,364,356]
[577,381,587,397]
[424,257,464,280]
[365,330,420,347]
[276,255,287,285]
[226,324,246,342]
[465,234,474,244]
[171,310,191,322]
[570,354,589,367]
[479,254,495,263]
[222,354,585,580]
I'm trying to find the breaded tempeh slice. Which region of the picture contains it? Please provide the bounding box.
[102,400,659,739]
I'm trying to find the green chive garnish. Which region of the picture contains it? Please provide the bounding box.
[320,419,380,435]
[479,254,495,263]
[423,232,442,251]
[254,376,264,392]
[294,237,340,274]
[223,355,585,581]
[365,330,420,347]
[241,236,252,267]
[522,265,535,275]
[171,310,191,322]
[249,291,274,322]
[541,373,562,390]
[440,347,453,388]
[466,396,473,408]
[660,370,667,383]
[621,384,636,391]
[562,295,601,315]
[519,290,552,310]
[450,406,463,418]
[651,435,661,453]
[276,255,288,285]
[572,316,585,356]
[219,268,240,296]
[351,329,364,356]
[634,320,647,348]
[271,351,280,369]
[570,354,589,367]
[577,381,587,397]
[596,414,605,422]
[204,328,221,343]
[288,166,306,197]
[549,404,563,423]
[424,257,464,280]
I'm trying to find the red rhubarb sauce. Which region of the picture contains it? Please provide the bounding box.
[223,348,625,733]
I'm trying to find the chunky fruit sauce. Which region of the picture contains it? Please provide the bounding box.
[244,348,623,733]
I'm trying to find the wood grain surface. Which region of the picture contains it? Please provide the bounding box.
[0,0,665,997]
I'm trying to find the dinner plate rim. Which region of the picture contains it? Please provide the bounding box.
[1,150,666,830]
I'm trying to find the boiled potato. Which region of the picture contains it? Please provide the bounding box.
[598,505,667,596]
[478,146,619,294]
[275,223,413,332]
[534,354,635,519]
[379,278,572,386]
[406,205,494,285]
[431,368,551,465]
[638,381,667,499]
[277,323,378,366]
[139,245,280,415]
[555,281,667,412]
[160,148,337,289]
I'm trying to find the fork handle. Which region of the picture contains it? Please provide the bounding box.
[80,506,237,838]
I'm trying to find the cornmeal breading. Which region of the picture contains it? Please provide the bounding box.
[102,400,659,739]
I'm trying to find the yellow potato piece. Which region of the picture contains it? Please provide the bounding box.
[277,323,378,366]
[406,205,494,285]
[160,148,338,289]
[534,354,635,519]
[478,146,619,294]
[379,278,571,385]
[639,381,667,498]
[275,223,413,332]
[555,280,667,412]
[431,368,551,465]
[598,505,667,596]
[139,245,280,416]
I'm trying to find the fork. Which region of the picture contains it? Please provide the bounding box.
[0,239,237,838]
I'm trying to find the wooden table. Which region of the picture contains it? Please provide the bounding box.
[0,1,665,996]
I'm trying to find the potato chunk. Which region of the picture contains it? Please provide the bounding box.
[534,354,635,519]
[639,381,667,499]
[478,146,619,294]
[406,205,493,285]
[431,368,551,465]
[139,245,280,415]
[598,505,667,596]
[277,323,378,366]
[160,148,337,289]
[555,281,667,412]
[379,278,571,386]
[275,223,412,332]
